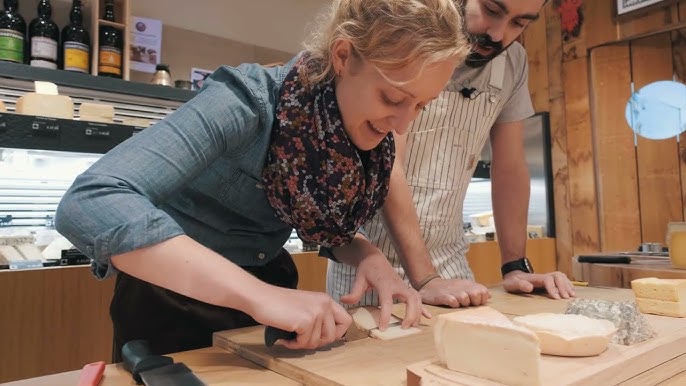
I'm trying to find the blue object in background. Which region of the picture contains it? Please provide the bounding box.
[625,80,686,140]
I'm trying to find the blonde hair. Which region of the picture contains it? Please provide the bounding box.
[303,0,469,85]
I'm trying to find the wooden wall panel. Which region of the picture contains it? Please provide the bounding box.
[562,57,600,254]
[584,0,618,49]
[630,34,683,244]
[674,29,686,220]
[620,6,680,40]
[589,45,641,251]
[544,3,573,276]
[523,14,550,113]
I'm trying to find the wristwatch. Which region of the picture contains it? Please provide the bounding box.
[501,257,534,277]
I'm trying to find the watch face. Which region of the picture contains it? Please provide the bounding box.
[523,258,534,274]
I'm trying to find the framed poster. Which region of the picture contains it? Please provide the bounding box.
[130,17,163,73]
[615,0,678,18]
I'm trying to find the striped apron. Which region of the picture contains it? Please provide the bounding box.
[327,52,508,306]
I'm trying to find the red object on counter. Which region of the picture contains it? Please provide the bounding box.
[77,361,105,386]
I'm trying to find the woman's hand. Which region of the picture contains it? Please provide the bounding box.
[340,251,425,330]
[250,286,352,350]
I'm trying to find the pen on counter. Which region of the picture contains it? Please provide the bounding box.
[571,281,589,287]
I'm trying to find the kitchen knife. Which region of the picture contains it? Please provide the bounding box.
[264,324,377,346]
[577,255,631,264]
[121,340,206,386]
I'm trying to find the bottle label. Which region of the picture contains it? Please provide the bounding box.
[31,36,58,64]
[64,41,90,73]
[98,46,121,76]
[0,29,24,63]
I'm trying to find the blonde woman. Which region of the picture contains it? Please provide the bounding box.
[55,0,469,359]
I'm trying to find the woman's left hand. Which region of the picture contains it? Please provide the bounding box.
[340,252,425,330]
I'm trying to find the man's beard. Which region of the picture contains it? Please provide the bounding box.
[464,32,505,68]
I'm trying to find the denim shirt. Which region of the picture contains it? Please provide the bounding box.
[55,56,299,279]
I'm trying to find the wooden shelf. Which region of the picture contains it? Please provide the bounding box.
[97,19,126,29]
[90,0,130,80]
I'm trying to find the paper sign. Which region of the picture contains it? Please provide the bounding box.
[130,17,162,73]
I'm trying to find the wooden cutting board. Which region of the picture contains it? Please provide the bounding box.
[213,287,686,386]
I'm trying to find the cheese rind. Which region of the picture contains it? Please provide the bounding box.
[15,93,74,119]
[631,277,686,302]
[434,307,541,386]
[635,297,686,317]
[513,313,617,356]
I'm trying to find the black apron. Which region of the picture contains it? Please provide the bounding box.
[109,249,298,362]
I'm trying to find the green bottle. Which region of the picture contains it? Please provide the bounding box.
[0,0,26,64]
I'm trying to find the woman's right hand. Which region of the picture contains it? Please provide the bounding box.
[250,286,352,350]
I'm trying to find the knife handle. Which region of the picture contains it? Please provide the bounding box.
[77,361,105,386]
[121,340,174,383]
[264,326,297,347]
[578,256,631,264]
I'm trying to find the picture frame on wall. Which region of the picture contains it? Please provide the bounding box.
[615,0,679,19]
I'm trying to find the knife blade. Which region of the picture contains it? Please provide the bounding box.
[121,340,206,386]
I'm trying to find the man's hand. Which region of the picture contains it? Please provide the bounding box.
[419,278,491,307]
[502,270,575,299]
[340,252,425,330]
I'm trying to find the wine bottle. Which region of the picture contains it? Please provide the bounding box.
[98,0,122,78]
[28,0,58,69]
[61,0,89,73]
[0,0,26,64]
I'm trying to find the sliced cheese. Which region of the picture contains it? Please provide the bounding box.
[15,243,44,261]
[79,102,115,123]
[513,313,617,356]
[0,245,26,263]
[631,277,686,302]
[434,306,541,386]
[15,93,74,119]
[635,297,686,317]
[348,306,418,340]
[349,306,401,331]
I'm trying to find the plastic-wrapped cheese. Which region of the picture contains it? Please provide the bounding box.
[434,307,541,386]
[513,313,617,356]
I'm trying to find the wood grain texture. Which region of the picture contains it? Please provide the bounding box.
[544,3,574,277]
[522,12,550,113]
[584,0,618,49]
[631,34,684,244]
[673,29,686,221]
[4,346,299,386]
[620,5,679,42]
[292,251,327,292]
[563,57,600,254]
[589,44,642,252]
[0,266,114,383]
[214,287,686,386]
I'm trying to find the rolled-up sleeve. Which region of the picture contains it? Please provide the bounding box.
[55,65,270,279]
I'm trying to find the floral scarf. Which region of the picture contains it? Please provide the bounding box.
[263,56,395,248]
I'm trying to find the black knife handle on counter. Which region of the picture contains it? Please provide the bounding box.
[577,255,631,264]
[122,340,174,384]
[264,326,297,347]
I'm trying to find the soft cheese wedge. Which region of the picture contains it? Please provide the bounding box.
[434,307,541,386]
[348,306,421,340]
[631,277,686,302]
[513,313,617,356]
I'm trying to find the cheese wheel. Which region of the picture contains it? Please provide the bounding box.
[513,313,617,356]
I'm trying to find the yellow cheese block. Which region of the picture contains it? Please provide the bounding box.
[15,92,74,119]
[635,297,686,317]
[631,277,686,302]
[79,102,115,123]
[434,306,541,386]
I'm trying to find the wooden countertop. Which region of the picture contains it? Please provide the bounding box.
[3,346,299,386]
[9,286,686,386]
[572,253,686,288]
